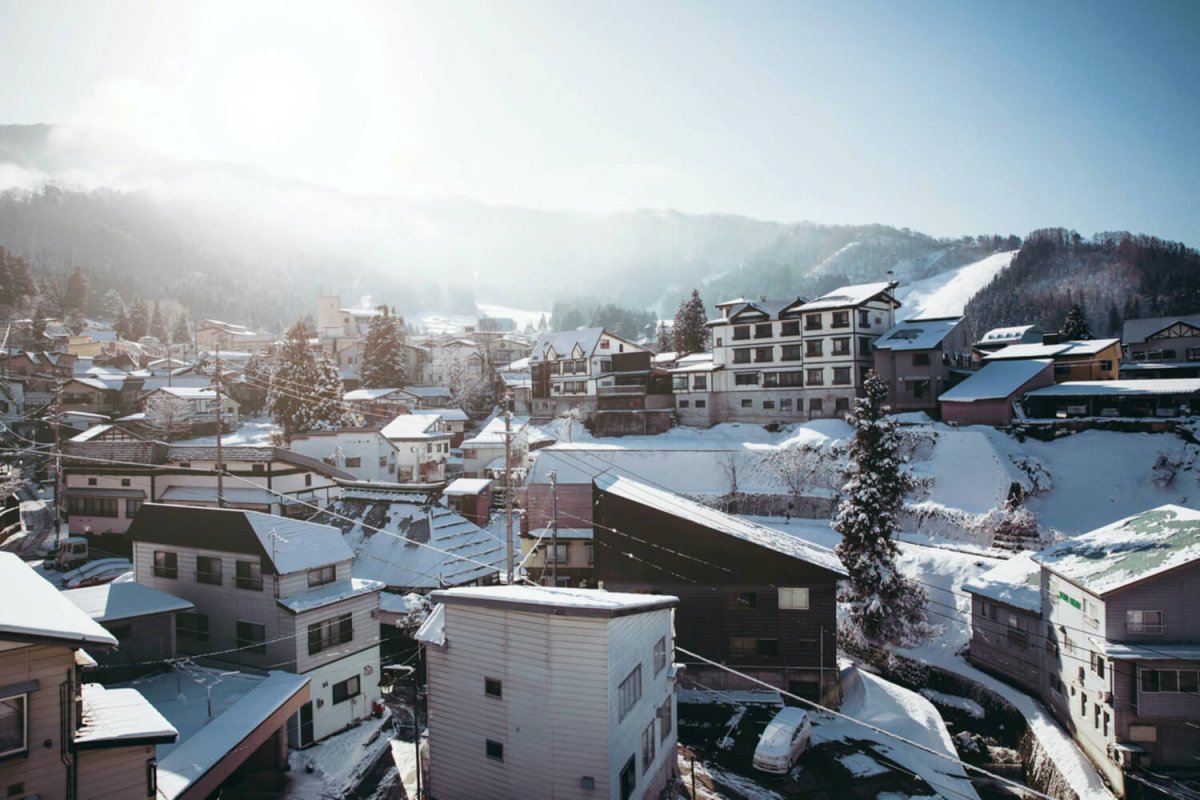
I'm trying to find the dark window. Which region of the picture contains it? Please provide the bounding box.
[754,323,772,339]
[236,560,263,591]
[236,621,266,654]
[1100,359,1112,371]
[692,375,707,391]
[832,311,849,328]
[120,478,131,487]
[732,349,751,364]
[859,309,870,326]
[485,678,503,698]
[68,496,118,517]
[125,498,143,517]
[0,694,27,758]
[810,398,823,413]
[781,321,800,337]
[729,637,779,656]
[806,368,824,386]
[1127,610,1163,634]
[777,371,804,387]
[695,399,706,408]
[833,367,851,385]
[805,314,822,331]
[486,739,504,761]
[859,336,873,354]
[781,344,802,361]
[806,340,823,357]
[345,457,362,468]
[196,556,222,585]
[251,463,266,474]
[763,400,775,409]
[618,665,642,721]
[620,755,636,800]
[153,550,178,579]
[308,565,336,587]
[308,613,353,655]
[333,675,361,704]
[912,352,930,367]
[911,379,930,399]
[87,477,97,486]
[835,397,850,412]
[678,400,689,408]
[177,612,209,643]
[754,347,773,363]
[832,337,851,356]
[781,398,792,411]
[305,474,312,487]
[734,372,758,386]
[762,372,778,387]
[653,637,667,675]
[741,399,752,408]
[732,325,751,341]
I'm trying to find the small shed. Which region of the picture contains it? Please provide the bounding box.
[442,478,493,526]
[939,358,1055,426]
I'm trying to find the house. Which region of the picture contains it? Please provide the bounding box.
[0,350,77,393]
[140,386,240,436]
[1022,379,1200,421]
[1035,505,1200,794]
[938,359,1056,426]
[983,337,1121,382]
[870,316,973,414]
[520,523,595,587]
[63,581,195,673]
[380,413,454,483]
[423,337,487,387]
[62,434,353,547]
[705,283,900,423]
[592,474,847,701]
[195,319,273,352]
[126,503,383,745]
[289,427,406,482]
[60,373,145,417]
[1120,314,1200,378]
[418,585,680,800]
[312,484,502,593]
[459,413,555,479]
[316,295,381,340]
[400,385,453,408]
[0,551,178,800]
[963,552,1043,693]
[442,478,493,526]
[527,327,655,419]
[973,324,1044,355]
[669,352,716,427]
[343,387,414,422]
[412,406,471,446]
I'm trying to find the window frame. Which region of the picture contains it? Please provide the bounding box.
[308,565,336,588]
[486,739,504,761]
[332,675,361,704]
[653,637,667,676]
[236,620,267,654]
[308,612,354,656]
[195,555,223,586]
[177,611,210,643]
[236,559,263,591]
[778,587,810,610]
[0,693,28,759]
[485,677,503,698]
[618,665,643,721]
[153,550,178,580]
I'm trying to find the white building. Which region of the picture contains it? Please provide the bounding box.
[380,413,453,483]
[527,327,650,418]
[289,427,404,482]
[459,413,555,479]
[418,585,680,800]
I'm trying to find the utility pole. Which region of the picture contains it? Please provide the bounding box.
[214,345,224,508]
[549,469,559,586]
[503,401,514,584]
[52,378,62,546]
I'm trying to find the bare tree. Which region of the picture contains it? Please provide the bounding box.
[144,393,194,440]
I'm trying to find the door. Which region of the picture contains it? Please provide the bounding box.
[619,755,636,800]
[299,701,314,747]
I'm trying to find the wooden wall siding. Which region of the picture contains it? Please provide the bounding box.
[427,605,617,800]
[522,484,593,532]
[1105,561,1200,641]
[301,645,381,743]
[0,644,73,799]
[77,744,156,800]
[292,592,381,675]
[966,598,1041,694]
[593,489,839,677]
[100,613,176,666]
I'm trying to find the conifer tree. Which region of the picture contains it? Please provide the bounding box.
[268,320,322,442]
[1061,304,1093,340]
[100,289,125,322]
[172,312,192,349]
[150,301,169,343]
[656,322,672,353]
[833,372,927,646]
[359,310,407,388]
[311,352,356,430]
[114,306,131,341]
[64,266,88,315]
[64,308,87,335]
[127,298,150,340]
[671,289,710,355]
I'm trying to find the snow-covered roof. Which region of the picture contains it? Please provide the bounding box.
[938,359,1054,402]
[311,488,502,591]
[1025,379,1200,398]
[505,356,531,371]
[401,386,453,399]
[669,353,717,373]
[442,478,493,495]
[412,407,469,422]
[1122,314,1200,345]
[526,526,593,540]
[962,552,1041,612]
[1034,505,1200,595]
[984,338,1120,361]
[277,578,384,614]
[461,414,532,447]
[431,584,679,618]
[69,424,117,442]
[158,486,287,507]
[73,684,177,748]
[381,414,447,440]
[344,388,403,401]
[595,473,847,575]
[979,325,1039,344]
[0,552,118,647]
[798,282,896,312]
[528,327,605,364]
[150,386,220,400]
[63,582,195,622]
[156,671,310,800]
[871,317,962,352]
[415,602,445,645]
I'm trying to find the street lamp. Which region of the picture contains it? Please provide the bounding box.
[383,664,422,799]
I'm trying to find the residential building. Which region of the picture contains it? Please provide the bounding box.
[442,478,493,526]
[127,503,384,745]
[316,296,381,340]
[418,585,680,800]
[459,413,555,479]
[592,474,847,701]
[938,359,1056,426]
[983,337,1121,382]
[527,327,656,419]
[973,325,1044,356]
[423,338,486,387]
[1120,314,1200,378]
[289,427,406,482]
[0,551,177,800]
[705,283,899,423]
[669,352,716,428]
[963,552,1043,693]
[63,581,195,673]
[870,316,973,414]
[140,386,240,436]
[344,387,414,423]
[195,319,274,352]
[412,406,470,447]
[0,350,77,394]
[380,413,453,483]
[60,373,145,417]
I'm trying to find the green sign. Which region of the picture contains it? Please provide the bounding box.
[1058,590,1081,610]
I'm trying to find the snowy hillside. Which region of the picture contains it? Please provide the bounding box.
[895,250,1016,321]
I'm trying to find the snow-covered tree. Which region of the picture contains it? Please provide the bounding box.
[1061,303,1093,340]
[100,288,125,322]
[310,352,356,430]
[64,308,87,335]
[359,309,407,388]
[537,313,548,331]
[22,305,48,351]
[446,353,495,418]
[172,311,192,348]
[127,298,150,341]
[671,289,709,355]
[268,320,323,442]
[64,266,88,315]
[143,393,194,440]
[149,301,168,343]
[233,352,270,416]
[656,321,672,353]
[833,372,927,646]
[114,306,131,341]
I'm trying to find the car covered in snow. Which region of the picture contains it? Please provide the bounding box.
[752,706,812,774]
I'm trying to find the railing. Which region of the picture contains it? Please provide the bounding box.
[598,386,645,395]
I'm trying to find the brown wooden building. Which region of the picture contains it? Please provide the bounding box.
[592,474,846,702]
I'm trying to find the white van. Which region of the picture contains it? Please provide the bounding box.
[752,706,812,774]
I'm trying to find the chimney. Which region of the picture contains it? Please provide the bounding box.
[1042,332,1061,345]
[886,270,897,289]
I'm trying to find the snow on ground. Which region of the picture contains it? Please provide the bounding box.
[918,689,984,720]
[285,712,396,799]
[173,417,280,447]
[476,302,550,330]
[838,751,891,778]
[390,736,419,800]
[684,755,786,800]
[814,667,980,800]
[894,251,1016,320]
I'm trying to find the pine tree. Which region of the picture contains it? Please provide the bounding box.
[149,301,169,343]
[0,248,36,313]
[172,312,192,348]
[538,313,548,331]
[23,305,48,351]
[100,289,125,322]
[311,352,355,430]
[268,320,323,442]
[656,321,672,353]
[127,298,150,341]
[64,266,88,314]
[64,308,87,335]
[671,289,710,355]
[359,310,408,388]
[1061,304,1093,340]
[833,372,927,646]
[114,307,131,341]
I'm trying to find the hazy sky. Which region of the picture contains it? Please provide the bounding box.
[1,0,1198,242]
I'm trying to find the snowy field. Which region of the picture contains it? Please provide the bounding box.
[173,417,280,447]
[894,251,1017,320]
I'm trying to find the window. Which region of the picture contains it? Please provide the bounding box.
[806,340,823,358]
[251,463,266,474]
[781,399,792,411]
[1141,668,1200,694]
[695,399,706,408]
[732,325,751,341]
[741,399,752,408]
[732,349,751,364]
[910,379,930,399]
[642,722,656,773]
[308,613,353,655]
[833,367,851,385]
[762,400,775,410]
[600,358,612,373]
[730,591,757,608]
[0,693,27,758]
[544,543,568,564]
[806,368,824,386]
[486,739,504,761]
[832,311,849,328]
[859,309,870,326]
[67,496,118,517]
[754,323,773,339]
[120,478,131,487]
[729,638,779,657]
[236,621,266,654]
[660,698,673,744]
[832,338,850,356]
[653,637,667,675]
[754,347,773,363]
[779,587,810,610]
[1126,610,1163,634]
[835,397,850,412]
[585,542,594,565]
[308,565,336,587]
[734,372,758,386]
[618,665,642,721]
[762,372,778,387]
[781,344,802,361]
[177,612,209,643]
[196,556,222,585]
[305,474,312,487]
[620,755,636,800]
[678,400,689,408]
[88,477,97,486]
[333,675,361,704]
[153,551,178,579]
[1090,651,1105,678]
[859,336,873,354]
[692,375,707,391]
[980,601,998,621]
[805,313,822,331]
[345,456,362,468]
[672,375,688,391]
[485,678,503,698]
[1006,614,1028,648]
[125,498,143,517]
[912,352,930,367]
[810,398,824,413]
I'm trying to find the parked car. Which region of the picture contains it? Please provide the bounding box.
[51,536,90,570]
[753,706,812,774]
[59,557,134,589]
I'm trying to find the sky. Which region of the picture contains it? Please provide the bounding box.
[0,0,1198,242]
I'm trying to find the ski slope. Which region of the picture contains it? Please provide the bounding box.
[896,250,1016,320]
